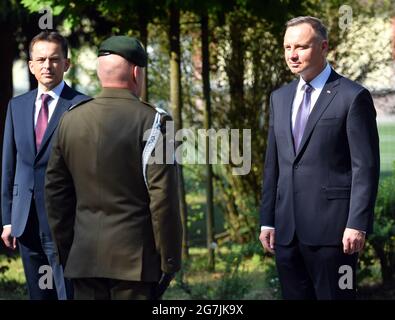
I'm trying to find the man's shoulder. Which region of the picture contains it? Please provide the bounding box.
[140,100,171,118]
[9,89,37,105]
[68,97,94,111]
[336,74,368,94]
[138,101,173,134]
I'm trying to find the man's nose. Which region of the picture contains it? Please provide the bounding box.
[290,50,298,60]
[42,58,50,68]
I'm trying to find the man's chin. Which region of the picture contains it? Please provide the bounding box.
[288,65,300,73]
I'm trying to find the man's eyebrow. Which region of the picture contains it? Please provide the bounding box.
[34,54,61,59]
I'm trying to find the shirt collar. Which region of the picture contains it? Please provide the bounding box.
[297,62,332,92]
[36,80,65,101]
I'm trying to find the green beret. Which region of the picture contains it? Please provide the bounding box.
[98,35,147,67]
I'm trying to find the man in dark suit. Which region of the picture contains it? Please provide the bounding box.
[45,36,182,300]
[259,16,380,300]
[1,31,89,299]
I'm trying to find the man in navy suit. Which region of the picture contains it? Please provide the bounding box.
[259,16,380,299]
[1,31,89,299]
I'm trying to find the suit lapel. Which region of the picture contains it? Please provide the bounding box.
[282,80,298,158]
[35,85,73,158]
[24,89,38,158]
[295,70,341,160]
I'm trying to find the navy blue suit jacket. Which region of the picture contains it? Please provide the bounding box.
[1,84,89,238]
[259,70,380,246]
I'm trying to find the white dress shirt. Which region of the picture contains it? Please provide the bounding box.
[261,63,331,231]
[34,80,65,127]
[2,81,65,229]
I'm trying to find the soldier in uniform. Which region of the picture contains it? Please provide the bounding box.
[44,36,183,300]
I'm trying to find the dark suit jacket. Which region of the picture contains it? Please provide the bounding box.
[259,70,380,246]
[1,84,89,237]
[45,88,182,282]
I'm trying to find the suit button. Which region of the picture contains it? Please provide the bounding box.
[167,258,174,264]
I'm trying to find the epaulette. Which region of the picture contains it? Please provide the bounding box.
[154,106,168,115]
[141,100,169,116]
[68,97,94,111]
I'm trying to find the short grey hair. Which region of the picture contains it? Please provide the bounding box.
[286,16,328,40]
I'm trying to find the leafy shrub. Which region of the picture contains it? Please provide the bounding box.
[360,163,395,285]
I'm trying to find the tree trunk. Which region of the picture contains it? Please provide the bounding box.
[201,11,215,271]
[169,1,189,260]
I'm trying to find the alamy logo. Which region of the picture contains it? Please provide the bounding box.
[38,7,53,30]
[338,265,353,290]
[143,121,252,176]
[38,265,53,290]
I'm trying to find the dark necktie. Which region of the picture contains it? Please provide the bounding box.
[35,93,51,150]
[293,83,313,152]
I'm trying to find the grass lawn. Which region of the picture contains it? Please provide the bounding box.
[163,247,280,300]
[378,121,395,177]
[0,246,279,300]
[1,245,394,300]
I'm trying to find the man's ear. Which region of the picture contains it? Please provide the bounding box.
[321,40,329,55]
[133,65,145,86]
[132,65,140,83]
[28,60,35,75]
[64,58,71,72]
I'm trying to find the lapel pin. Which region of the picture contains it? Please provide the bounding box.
[327,90,331,94]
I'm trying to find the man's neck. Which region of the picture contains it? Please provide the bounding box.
[38,81,62,93]
[301,61,327,83]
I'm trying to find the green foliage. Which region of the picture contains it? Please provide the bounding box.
[169,244,284,300]
[0,253,27,299]
[182,246,252,299]
[261,257,281,300]
[328,15,392,90]
[205,7,295,244]
[359,162,395,285]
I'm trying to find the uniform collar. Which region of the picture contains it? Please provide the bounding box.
[96,87,140,100]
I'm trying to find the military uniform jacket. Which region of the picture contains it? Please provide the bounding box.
[45,88,182,282]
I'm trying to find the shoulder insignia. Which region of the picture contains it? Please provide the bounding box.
[141,100,169,115]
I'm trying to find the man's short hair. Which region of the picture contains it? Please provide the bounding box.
[29,31,69,59]
[286,16,328,41]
